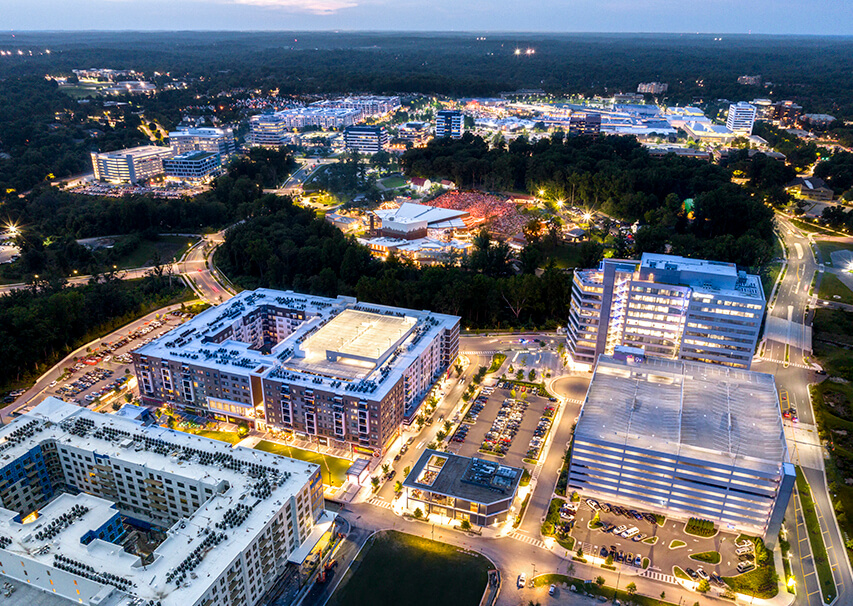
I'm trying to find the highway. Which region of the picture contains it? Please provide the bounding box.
[752,214,853,605]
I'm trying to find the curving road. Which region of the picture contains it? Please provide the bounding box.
[753,214,853,605]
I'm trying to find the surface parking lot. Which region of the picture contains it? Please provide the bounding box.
[448,383,556,469]
[570,498,746,581]
[34,311,192,412]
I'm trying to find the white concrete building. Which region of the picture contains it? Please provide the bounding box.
[726,102,758,135]
[169,127,236,158]
[133,290,460,455]
[249,109,361,146]
[567,253,765,370]
[569,353,794,544]
[91,146,173,184]
[0,397,332,606]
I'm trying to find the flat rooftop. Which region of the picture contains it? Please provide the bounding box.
[403,449,522,505]
[0,398,321,606]
[298,309,416,376]
[575,356,786,474]
[134,289,459,401]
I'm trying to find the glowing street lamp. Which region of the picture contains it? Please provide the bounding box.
[6,223,19,236]
[582,212,592,223]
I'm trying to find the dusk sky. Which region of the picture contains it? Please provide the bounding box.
[4,0,852,34]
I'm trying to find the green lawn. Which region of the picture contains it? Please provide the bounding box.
[723,565,779,599]
[328,531,490,606]
[816,240,853,264]
[669,539,686,549]
[796,467,837,603]
[193,430,242,444]
[818,273,853,305]
[546,242,585,269]
[533,573,680,606]
[487,353,507,373]
[253,440,351,486]
[113,235,197,269]
[689,551,721,564]
[380,176,407,189]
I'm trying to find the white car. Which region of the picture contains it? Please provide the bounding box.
[621,527,639,539]
[517,573,526,588]
[585,499,600,511]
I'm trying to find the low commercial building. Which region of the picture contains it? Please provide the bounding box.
[567,253,765,369]
[91,145,173,184]
[163,150,222,183]
[403,450,523,526]
[344,125,388,154]
[133,289,460,455]
[358,236,471,266]
[569,353,794,544]
[0,397,332,606]
[785,176,834,201]
[681,120,738,143]
[637,82,668,94]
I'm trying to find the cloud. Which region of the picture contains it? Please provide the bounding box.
[231,0,356,13]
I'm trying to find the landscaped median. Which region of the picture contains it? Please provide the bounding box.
[540,497,576,550]
[796,466,837,603]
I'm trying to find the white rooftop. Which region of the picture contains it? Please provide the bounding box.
[0,398,321,606]
[134,289,459,401]
[576,356,786,474]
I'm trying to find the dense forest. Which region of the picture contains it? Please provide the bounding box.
[217,197,572,329]
[2,32,853,116]
[402,134,776,267]
[0,272,186,389]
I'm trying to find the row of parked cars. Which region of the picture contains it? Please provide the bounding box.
[498,381,546,397]
[684,566,726,586]
[56,368,115,399]
[463,389,491,423]
[599,546,644,567]
[586,499,658,524]
[735,538,756,573]
[482,398,528,456]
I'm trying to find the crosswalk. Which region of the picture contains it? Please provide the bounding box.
[640,569,678,585]
[368,497,393,510]
[755,357,814,370]
[508,531,547,549]
[460,350,500,355]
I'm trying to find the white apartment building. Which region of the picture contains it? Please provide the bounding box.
[569,353,794,545]
[169,127,236,158]
[0,398,332,606]
[343,125,388,155]
[91,146,173,184]
[726,102,758,135]
[567,253,765,369]
[311,96,401,118]
[249,109,361,146]
[133,289,460,455]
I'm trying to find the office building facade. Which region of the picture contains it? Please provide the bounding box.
[569,354,794,544]
[435,110,464,139]
[91,146,173,184]
[568,112,602,136]
[567,253,765,369]
[169,127,236,158]
[344,125,388,155]
[726,102,757,135]
[0,397,331,606]
[133,289,460,455]
[163,150,223,183]
[637,82,668,94]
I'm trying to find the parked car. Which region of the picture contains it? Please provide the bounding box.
[634,554,643,567]
[517,573,526,588]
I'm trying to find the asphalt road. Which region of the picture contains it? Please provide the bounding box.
[753,214,853,605]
